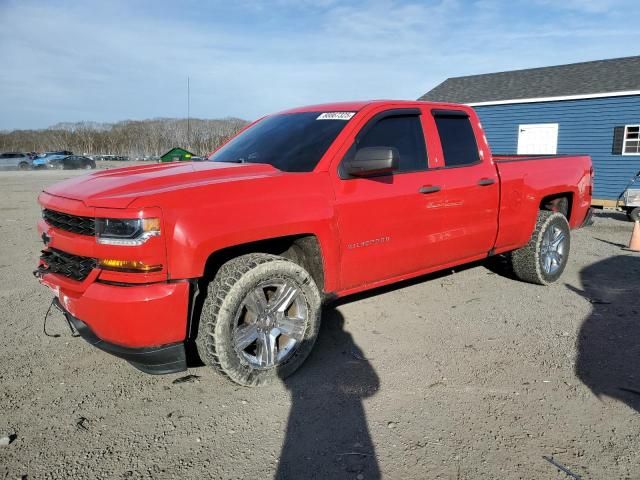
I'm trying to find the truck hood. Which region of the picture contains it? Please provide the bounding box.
[43,162,281,209]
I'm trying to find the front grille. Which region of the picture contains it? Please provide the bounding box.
[43,209,95,236]
[40,249,96,281]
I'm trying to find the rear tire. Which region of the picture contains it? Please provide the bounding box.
[196,253,322,386]
[18,162,29,170]
[627,207,640,222]
[509,211,571,285]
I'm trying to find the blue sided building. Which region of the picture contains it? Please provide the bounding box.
[420,56,640,206]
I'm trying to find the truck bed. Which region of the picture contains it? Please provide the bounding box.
[493,154,582,162]
[492,153,593,254]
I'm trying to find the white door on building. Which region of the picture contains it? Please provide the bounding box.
[517,123,559,155]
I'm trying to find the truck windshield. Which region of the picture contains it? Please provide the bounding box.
[208,112,353,172]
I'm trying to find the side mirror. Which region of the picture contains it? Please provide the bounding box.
[344,147,399,177]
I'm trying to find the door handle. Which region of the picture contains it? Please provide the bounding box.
[419,185,441,194]
[477,178,496,186]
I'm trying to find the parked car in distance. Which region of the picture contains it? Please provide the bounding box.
[33,155,65,169]
[0,152,32,170]
[35,100,593,385]
[40,150,73,158]
[49,155,96,170]
[96,155,129,161]
[33,151,74,169]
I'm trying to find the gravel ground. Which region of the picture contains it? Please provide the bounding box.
[0,169,639,479]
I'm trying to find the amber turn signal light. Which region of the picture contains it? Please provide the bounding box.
[98,258,163,273]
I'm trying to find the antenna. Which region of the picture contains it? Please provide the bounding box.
[187,76,191,149]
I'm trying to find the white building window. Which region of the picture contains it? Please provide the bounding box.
[517,123,559,155]
[623,125,640,155]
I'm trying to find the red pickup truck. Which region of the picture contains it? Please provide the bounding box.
[35,101,593,385]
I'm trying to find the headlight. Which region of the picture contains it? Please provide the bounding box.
[625,189,640,205]
[96,218,161,245]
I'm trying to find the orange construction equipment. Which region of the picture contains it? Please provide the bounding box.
[628,220,640,252]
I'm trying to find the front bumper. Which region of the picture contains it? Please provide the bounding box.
[59,300,187,375]
[38,273,189,347]
[37,270,190,374]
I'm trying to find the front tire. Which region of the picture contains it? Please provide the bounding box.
[627,207,640,222]
[509,211,571,285]
[196,253,322,386]
[18,162,29,171]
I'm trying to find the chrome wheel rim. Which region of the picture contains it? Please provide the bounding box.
[540,225,566,275]
[232,280,307,369]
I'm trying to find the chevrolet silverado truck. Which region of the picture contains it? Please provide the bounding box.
[34,101,593,386]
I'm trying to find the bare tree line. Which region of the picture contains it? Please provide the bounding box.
[0,117,248,157]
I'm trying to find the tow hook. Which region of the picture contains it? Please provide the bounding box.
[33,265,50,279]
[43,297,78,338]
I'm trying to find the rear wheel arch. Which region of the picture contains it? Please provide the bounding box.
[540,192,573,221]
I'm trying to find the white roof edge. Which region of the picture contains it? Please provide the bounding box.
[466,90,640,107]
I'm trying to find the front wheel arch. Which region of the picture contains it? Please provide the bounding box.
[186,235,327,358]
[201,234,326,293]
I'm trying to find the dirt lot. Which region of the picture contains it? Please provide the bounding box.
[0,169,638,479]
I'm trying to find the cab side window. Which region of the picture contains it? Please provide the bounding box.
[434,113,480,167]
[357,115,428,173]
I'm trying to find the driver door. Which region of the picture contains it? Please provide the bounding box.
[332,109,447,291]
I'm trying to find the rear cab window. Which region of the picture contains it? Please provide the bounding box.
[433,110,480,167]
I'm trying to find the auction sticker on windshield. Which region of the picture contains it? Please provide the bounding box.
[316,112,355,120]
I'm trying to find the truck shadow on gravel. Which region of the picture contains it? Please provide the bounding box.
[276,307,381,480]
[570,255,640,412]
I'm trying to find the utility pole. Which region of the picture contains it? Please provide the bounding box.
[187,76,191,149]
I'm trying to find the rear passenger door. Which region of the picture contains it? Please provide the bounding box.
[423,109,500,264]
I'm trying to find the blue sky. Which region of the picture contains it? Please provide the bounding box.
[0,0,638,130]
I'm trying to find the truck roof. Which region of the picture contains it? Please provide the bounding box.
[277,99,463,114]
